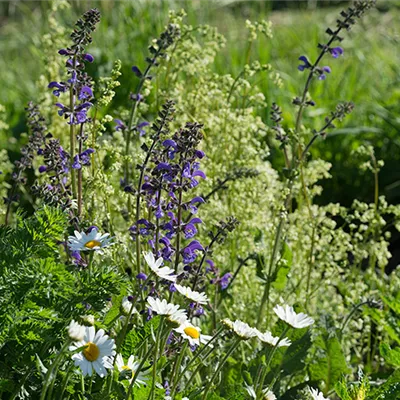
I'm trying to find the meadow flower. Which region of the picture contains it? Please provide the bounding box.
[223,319,257,340]
[67,229,113,252]
[143,251,177,282]
[174,284,209,304]
[310,388,329,400]
[174,320,212,347]
[146,296,186,326]
[262,389,277,400]
[67,320,85,341]
[121,296,137,316]
[273,304,314,329]
[330,46,344,58]
[298,55,312,71]
[69,326,115,377]
[115,354,148,387]
[256,329,292,347]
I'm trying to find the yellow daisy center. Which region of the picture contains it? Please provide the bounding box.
[83,342,100,361]
[85,240,101,249]
[184,326,200,339]
[122,365,131,370]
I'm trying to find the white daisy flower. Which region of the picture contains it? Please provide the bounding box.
[273,304,314,329]
[68,229,113,252]
[121,296,137,316]
[69,326,116,377]
[143,251,177,282]
[174,320,211,347]
[221,318,234,330]
[146,296,187,327]
[67,320,85,342]
[174,284,209,304]
[230,320,258,340]
[310,388,329,400]
[262,389,277,400]
[115,354,148,387]
[256,330,292,347]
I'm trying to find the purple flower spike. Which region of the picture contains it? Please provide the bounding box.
[298,55,312,71]
[330,47,344,58]
[84,53,94,62]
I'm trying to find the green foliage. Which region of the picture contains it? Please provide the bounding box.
[309,330,350,392]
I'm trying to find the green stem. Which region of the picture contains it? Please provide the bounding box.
[201,338,241,400]
[39,340,70,400]
[148,317,166,400]
[256,326,290,397]
[170,327,224,398]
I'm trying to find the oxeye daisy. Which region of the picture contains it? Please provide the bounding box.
[273,304,314,329]
[174,284,209,304]
[121,296,137,316]
[223,319,257,340]
[143,251,177,282]
[67,320,85,342]
[262,389,277,400]
[67,229,113,252]
[174,320,211,347]
[115,354,148,387]
[256,329,292,347]
[309,388,329,400]
[69,326,116,377]
[147,297,187,327]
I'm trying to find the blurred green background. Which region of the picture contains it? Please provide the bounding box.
[0,0,399,207]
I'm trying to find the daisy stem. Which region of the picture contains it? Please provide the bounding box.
[39,340,70,400]
[88,251,94,282]
[170,326,223,398]
[148,317,166,400]
[125,342,155,400]
[57,364,73,400]
[81,374,85,395]
[256,326,290,398]
[201,337,241,400]
[170,340,188,390]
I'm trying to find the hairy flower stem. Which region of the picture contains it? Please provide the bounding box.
[170,326,224,398]
[256,326,290,397]
[201,337,241,400]
[148,317,166,400]
[174,181,184,270]
[124,48,162,186]
[69,55,78,200]
[57,364,73,400]
[155,189,162,254]
[135,108,172,274]
[77,123,84,217]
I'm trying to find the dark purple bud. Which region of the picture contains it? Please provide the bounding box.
[127,295,134,302]
[58,49,68,55]
[156,162,171,171]
[38,165,47,173]
[162,139,177,148]
[330,47,343,58]
[87,226,98,233]
[84,53,94,62]
[192,170,206,179]
[137,272,148,280]
[322,66,331,73]
[132,66,142,77]
[195,150,205,159]
[169,283,177,292]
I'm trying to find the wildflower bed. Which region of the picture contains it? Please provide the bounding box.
[1,1,400,399]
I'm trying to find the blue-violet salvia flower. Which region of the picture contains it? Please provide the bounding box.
[330,46,344,58]
[298,55,312,71]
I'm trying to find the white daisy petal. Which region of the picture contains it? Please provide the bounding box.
[273,304,314,329]
[174,284,209,304]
